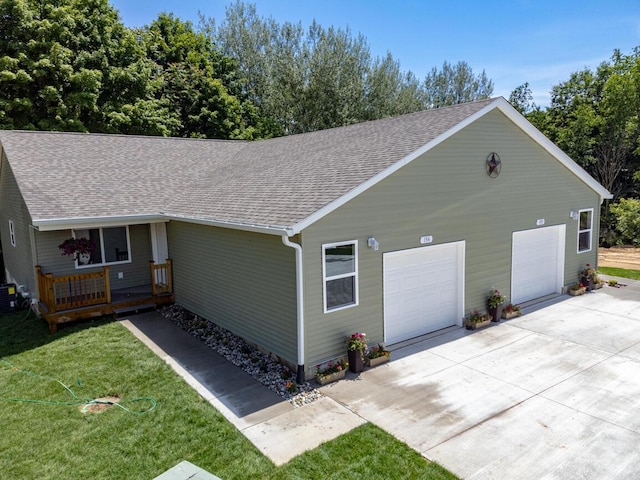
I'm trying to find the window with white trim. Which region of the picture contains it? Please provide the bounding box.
[578,209,593,253]
[8,220,15,247]
[74,226,131,268]
[322,241,358,312]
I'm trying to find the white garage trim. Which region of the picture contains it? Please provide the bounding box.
[511,225,565,304]
[383,241,465,345]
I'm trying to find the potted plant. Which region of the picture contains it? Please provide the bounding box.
[315,359,348,385]
[594,275,605,290]
[58,237,96,265]
[568,282,586,296]
[365,343,391,368]
[580,264,597,291]
[487,288,505,323]
[501,303,521,320]
[464,310,492,330]
[347,332,367,373]
[608,279,618,287]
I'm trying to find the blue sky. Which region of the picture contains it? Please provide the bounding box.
[110,0,640,107]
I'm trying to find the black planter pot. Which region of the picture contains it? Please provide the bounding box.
[581,276,594,291]
[488,304,503,322]
[348,349,364,373]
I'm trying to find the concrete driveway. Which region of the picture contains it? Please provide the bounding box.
[322,279,640,479]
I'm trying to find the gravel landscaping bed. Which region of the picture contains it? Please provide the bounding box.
[160,305,322,407]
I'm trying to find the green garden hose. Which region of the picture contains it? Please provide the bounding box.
[0,358,156,414]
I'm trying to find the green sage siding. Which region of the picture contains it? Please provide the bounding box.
[0,153,35,292]
[301,109,601,370]
[167,221,298,365]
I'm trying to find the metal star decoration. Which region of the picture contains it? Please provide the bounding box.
[486,152,501,178]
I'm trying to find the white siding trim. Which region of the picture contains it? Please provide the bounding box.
[8,219,15,247]
[322,240,359,313]
[577,208,594,253]
[73,226,132,269]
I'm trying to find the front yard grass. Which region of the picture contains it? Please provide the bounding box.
[0,310,457,480]
[598,266,640,280]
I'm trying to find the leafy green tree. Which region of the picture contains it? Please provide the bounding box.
[211,1,493,134]
[298,22,370,132]
[610,198,640,246]
[423,60,494,108]
[509,82,536,114]
[0,0,177,134]
[0,0,101,130]
[142,13,265,139]
[531,49,640,200]
[364,53,426,120]
[0,1,267,138]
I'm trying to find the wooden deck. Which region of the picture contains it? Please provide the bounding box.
[36,260,174,333]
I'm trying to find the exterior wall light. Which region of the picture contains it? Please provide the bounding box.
[367,237,379,251]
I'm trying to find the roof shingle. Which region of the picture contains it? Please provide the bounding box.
[0,99,496,230]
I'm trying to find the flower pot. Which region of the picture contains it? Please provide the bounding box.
[365,355,390,368]
[348,349,364,373]
[594,282,604,290]
[488,305,503,323]
[465,319,491,330]
[581,277,594,291]
[316,369,346,386]
[569,287,586,296]
[502,311,521,320]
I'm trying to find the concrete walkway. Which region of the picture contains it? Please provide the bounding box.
[122,277,640,478]
[121,313,365,465]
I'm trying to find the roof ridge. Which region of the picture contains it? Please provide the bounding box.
[0,129,246,144]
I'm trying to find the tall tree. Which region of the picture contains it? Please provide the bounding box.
[0,0,178,134]
[298,22,370,132]
[508,82,536,114]
[211,1,494,134]
[142,13,265,139]
[364,53,426,120]
[533,49,640,199]
[423,60,494,108]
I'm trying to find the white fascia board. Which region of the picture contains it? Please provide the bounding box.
[162,213,293,236]
[32,214,168,231]
[493,98,613,201]
[33,212,294,236]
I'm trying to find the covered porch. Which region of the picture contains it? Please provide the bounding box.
[36,260,174,333]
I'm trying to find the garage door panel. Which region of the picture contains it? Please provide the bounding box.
[384,242,464,345]
[511,226,565,304]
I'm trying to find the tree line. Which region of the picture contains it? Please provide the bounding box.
[0,0,492,138]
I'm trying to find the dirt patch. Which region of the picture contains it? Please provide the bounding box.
[598,246,640,270]
[80,395,121,414]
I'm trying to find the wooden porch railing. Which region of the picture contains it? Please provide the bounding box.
[150,259,172,295]
[36,265,111,314]
[36,260,173,315]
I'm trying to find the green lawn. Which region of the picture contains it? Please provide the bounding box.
[598,266,640,280]
[0,310,457,480]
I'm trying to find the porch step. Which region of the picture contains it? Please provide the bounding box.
[114,303,158,318]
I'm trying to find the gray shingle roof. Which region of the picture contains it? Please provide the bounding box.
[0,98,498,231]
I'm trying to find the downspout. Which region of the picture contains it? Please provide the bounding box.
[282,234,305,384]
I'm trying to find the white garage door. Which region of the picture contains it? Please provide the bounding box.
[511,225,565,304]
[383,242,464,345]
